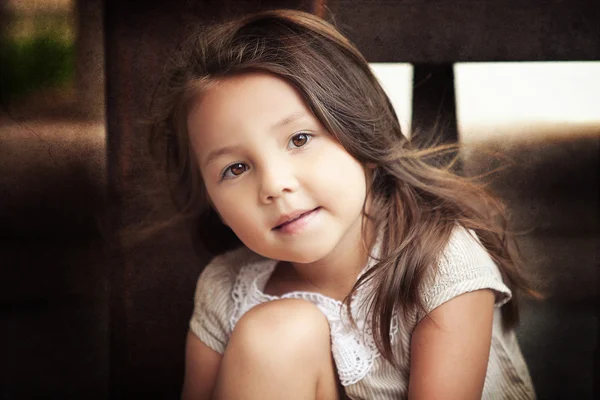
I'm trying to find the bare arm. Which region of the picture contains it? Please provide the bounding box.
[408,289,495,400]
[181,330,223,400]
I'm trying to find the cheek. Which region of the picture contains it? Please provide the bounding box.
[206,190,242,223]
[205,184,262,235]
[307,146,367,209]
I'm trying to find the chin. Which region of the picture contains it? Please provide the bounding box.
[245,245,323,264]
[242,234,337,263]
[281,253,321,264]
[277,243,335,264]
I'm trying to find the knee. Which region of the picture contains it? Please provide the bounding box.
[230,299,332,360]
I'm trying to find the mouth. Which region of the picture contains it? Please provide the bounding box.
[272,207,321,231]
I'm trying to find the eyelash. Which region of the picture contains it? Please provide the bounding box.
[219,132,314,181]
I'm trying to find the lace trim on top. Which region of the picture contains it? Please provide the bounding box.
[229,244,398,387]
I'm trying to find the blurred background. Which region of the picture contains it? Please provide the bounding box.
[0,0,598,399]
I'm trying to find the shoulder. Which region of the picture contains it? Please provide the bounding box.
[190,246,264,353]
[433,226,503,281]
[197,246,260,288]
[419,225,512,320]
[194,245,266,307]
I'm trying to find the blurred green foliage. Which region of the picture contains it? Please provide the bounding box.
[0,33,74,102]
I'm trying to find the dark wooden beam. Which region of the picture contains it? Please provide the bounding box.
[336,0,600,62]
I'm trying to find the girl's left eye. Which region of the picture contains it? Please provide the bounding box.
[287,133,313,149]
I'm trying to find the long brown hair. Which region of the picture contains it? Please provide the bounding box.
[147,9,537,366]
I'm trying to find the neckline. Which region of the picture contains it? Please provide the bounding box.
[248,234,383,312]
[252,259,347,308]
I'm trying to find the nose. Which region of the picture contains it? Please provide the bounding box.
[258,161,298,204]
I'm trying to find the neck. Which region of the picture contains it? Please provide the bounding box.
[288,218,376,301]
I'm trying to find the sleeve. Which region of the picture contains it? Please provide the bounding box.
[418,226,512,322]
[189,251,240,354]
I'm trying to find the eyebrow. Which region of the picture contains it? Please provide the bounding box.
[202,111,309,168]
[270,111,308,131]
[203,144,244,169]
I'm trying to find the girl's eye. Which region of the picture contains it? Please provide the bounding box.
[221,162,248,180]
[287,133,312,149]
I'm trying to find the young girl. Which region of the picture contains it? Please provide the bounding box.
[149,9,537,400]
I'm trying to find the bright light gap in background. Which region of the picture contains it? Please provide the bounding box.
[370,62,600,142]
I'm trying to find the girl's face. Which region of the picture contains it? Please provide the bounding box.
[187,71,369,263]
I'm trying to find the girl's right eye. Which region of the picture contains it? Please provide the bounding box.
[220,162,248,180]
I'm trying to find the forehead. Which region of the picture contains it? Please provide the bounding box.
[187,71,313,144]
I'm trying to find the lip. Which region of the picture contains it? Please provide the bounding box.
[272,207,321,232]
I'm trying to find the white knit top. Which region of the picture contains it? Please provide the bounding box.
[189,227,536,399]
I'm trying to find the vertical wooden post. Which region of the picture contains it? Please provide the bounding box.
[411,64,459,147]
[74,0,104,120]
